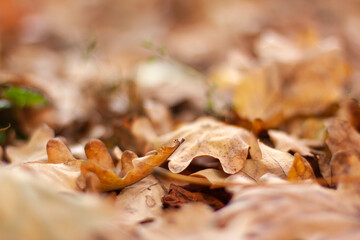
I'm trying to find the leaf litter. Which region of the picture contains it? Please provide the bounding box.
[1,1,360,240]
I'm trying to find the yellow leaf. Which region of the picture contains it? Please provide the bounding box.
[287,154,315,181]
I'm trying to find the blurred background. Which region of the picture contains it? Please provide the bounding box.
[0,0,359,153]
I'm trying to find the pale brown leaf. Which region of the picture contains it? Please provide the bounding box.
[153,117,261,174]
[6,125,54,164]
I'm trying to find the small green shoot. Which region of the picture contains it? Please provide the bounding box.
[2,86,48,108]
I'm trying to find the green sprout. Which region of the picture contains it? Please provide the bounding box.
[2,86,48,108]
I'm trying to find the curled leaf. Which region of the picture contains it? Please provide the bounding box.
[238,142,294,182]
[77,139,184,192]
[84,139,114,169]
[153,117,261,174]
[268,130,313,157]
[47,138,77,164]
[191,169,229,189]
[286,154,315,182]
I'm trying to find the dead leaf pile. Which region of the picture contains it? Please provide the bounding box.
[2,1,360,240]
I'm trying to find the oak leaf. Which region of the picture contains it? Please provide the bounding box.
[115,175,166,224]
[286,154,315,181]
[46,138,78,164]
[211,32,349,127]
[77,139,183,192]
[0,167,113,240]
[153,117,261,174]
[268,129,313,157]
[191,168,229,188]
[237,142,294,182]
[6,125,54,164]
[137,175,360,240]
[325,118,360,155]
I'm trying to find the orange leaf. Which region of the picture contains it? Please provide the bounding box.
[77,139,184,192]
[47,138,77,164]
[287,154,315,181]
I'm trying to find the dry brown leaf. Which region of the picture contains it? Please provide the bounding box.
[115,175,166,225]
[325,118,360,187]
[331,150,360,193]
[237,142,294,182]
[136,60,207,110]
[137,175,360,240]
[84,139,114,169]
[0,167,113,240]
[268,129,313,157]
[211,33,348,127]
[191,168,229,188]
[47,138,77,164]
[216,175,360,240]
[162,184,225,210]
[118,150,138,177]
[337,98,360,132]
[143,99,174,135]
[153,117,261,174]
[77,139,183,192]
[6,125,54,164]
[286,154,316,181]
[135,203,216,240]
[325,118,360,155]
[14,162,81,192]
[2,138,82,193]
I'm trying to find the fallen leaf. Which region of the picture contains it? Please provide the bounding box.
[77,139,184,192]
[118,150,138,177]
[46,138,77,164]
[143,99,173,135]
[162,184,225,210]
[286,154,315,181]
[137,175,360,240]
[325,118,360,155]
[337,98,360,132]
[136,59,207,110]
[237,142,294,182]
[136,203,216,240]
[215,175,360,239]
[153,117,261,174]
[115,175,166,224]
[191,168,229,188]
[331,150,360,193]
[212,32,349,127]
[268,129,313,157]
[84,139,114,169]
[6,125,54,163]
[315,149,332,182]
[13,162,81,192]
[0,167,113,240]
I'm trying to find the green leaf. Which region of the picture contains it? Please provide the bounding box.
[2,86,48,108]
